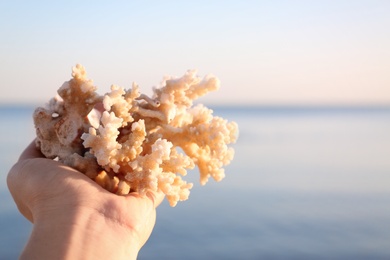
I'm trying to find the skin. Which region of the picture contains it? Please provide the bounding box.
[7,141,164,260]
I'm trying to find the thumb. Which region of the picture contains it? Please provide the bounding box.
[7,140,56,222]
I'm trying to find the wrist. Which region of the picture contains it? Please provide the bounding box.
[21,200,140,260]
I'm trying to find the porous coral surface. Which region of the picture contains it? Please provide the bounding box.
[33,64,238,206]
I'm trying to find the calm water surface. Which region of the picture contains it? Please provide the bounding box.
[0,106,389,259]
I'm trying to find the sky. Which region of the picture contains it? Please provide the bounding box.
[0,0,389,106]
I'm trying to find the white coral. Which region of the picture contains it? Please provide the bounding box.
[33,64,238,207]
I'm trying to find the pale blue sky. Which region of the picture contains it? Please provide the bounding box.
[1,0,389,105]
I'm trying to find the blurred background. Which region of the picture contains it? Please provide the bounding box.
[1,1,389,259]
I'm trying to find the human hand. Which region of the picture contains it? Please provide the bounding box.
[7,140,164,260]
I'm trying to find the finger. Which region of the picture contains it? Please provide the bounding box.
[146,190,165,208]
[7,160,37,222]
[19,140,45,161]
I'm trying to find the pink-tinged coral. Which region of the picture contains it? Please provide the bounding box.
[33,64,238,206]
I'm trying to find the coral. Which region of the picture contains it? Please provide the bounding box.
[33,64,238,206]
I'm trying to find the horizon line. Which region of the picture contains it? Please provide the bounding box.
[1,102,390,110]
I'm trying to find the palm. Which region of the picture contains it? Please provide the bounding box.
[8,142,163,250]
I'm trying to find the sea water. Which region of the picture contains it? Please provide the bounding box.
[0,106,389,259]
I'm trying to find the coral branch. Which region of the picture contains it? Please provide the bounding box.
[33,64,238,206]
